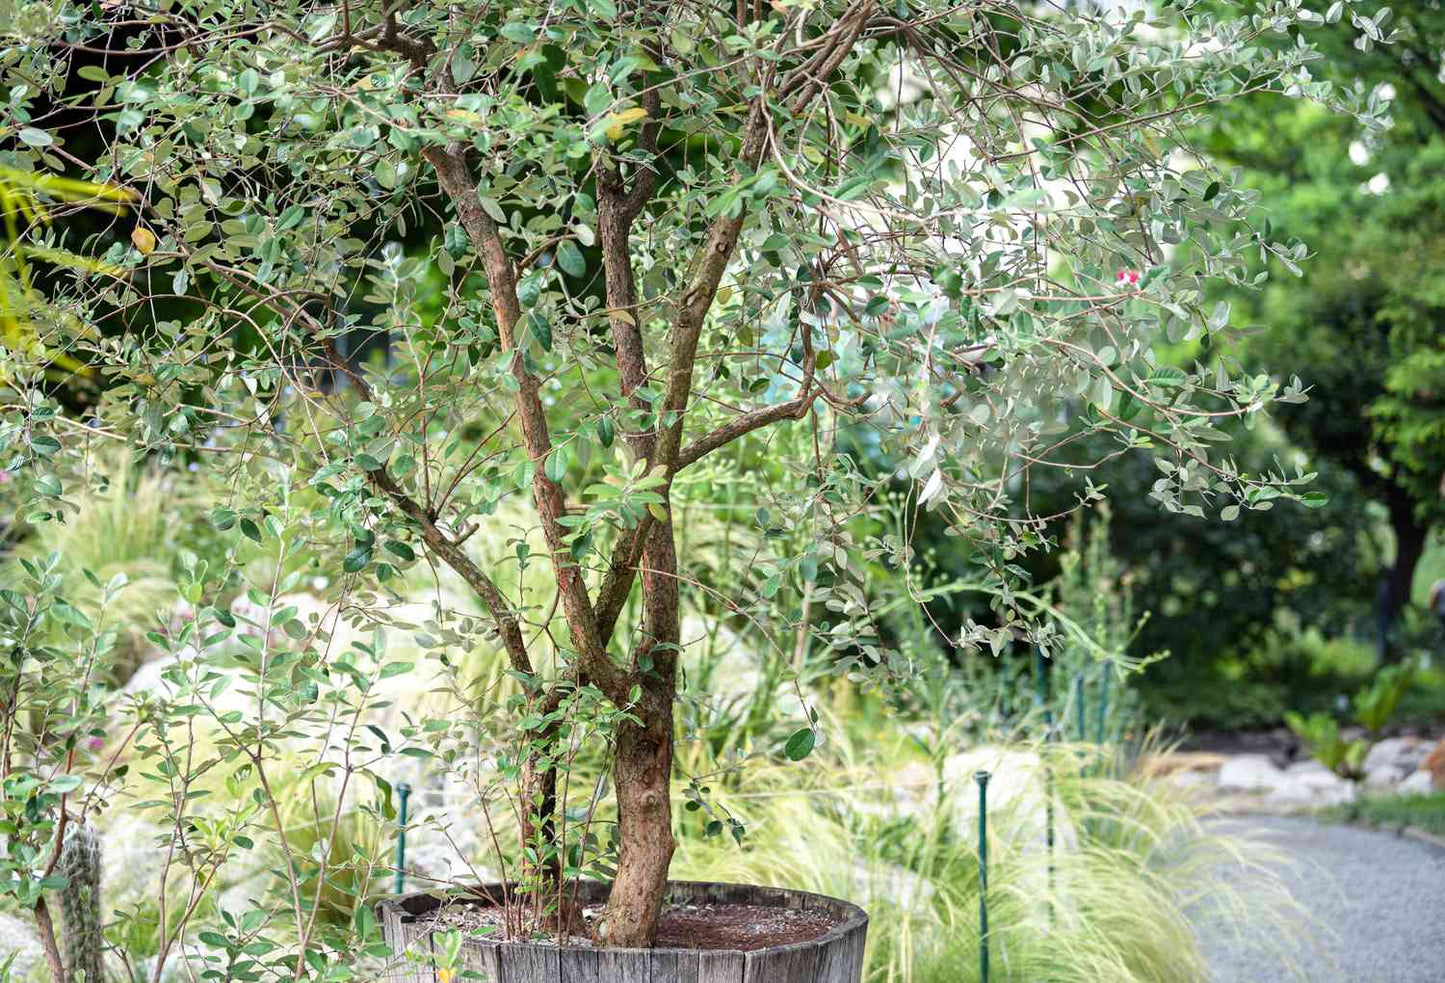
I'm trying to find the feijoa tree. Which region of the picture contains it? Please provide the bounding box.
[1,0,1374,948]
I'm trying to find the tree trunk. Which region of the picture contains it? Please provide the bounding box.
[602,698,676,945]
[1379,488,1429,662]
[601,516,681,946]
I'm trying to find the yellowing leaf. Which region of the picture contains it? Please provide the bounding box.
[445,108,483,126]
[603,107,650,141]
[131,226,156,255]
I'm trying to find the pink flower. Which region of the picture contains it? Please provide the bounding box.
[1116,269,1141,287]
[87,736,105,752]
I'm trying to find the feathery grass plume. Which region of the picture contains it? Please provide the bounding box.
[2,450,197,682]
[671,721,1312,983]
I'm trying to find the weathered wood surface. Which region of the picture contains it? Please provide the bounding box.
[376,881,867,983]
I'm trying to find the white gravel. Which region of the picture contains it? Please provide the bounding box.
[1197,816,1445,983]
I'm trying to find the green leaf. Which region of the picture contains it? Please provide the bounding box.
[239,518,263,544]
[556,240,586,277]
[500,22,536,43]
[545,447,568,483]
[384,541,416,562]
[784,728,816,761]
[528,312,553,352]
[50,774,83,793]
[596,417,615,448]
[276,205,306,232]
[1138,264,1170,289]
[343,546,372,572]
[19,127,53,147]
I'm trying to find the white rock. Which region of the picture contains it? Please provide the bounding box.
[1364,764,1406,790]
[933,746,1077,928]
[941,747,1078,851]
[1398,770,1434,795]
[122,645,255,719]
[1217,755,1287,793]
[99,811,163,908]
[1169,769,1213,791]
[1362,737,1431,775]
[1266,761,1356,807]
[0,911,45,978]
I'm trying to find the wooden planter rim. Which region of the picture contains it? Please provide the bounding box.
[376,880,870,982]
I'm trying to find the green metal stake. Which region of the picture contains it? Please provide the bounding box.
[1094,662,1113,747]
[1035,647,1055,924]
[975,770,991,983]
[1073,673,1087,742]
[394,782,412,895]
[998,651,1012,722]
[1033,645,1049,729]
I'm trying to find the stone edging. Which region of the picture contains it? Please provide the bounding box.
[1337,818,1445,854]
[1398,825,1445,853]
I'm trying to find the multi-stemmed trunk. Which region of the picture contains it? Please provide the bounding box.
[392,2,872,946]
[604,690,678,943]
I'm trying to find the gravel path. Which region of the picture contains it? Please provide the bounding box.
[1197,816,1445,983]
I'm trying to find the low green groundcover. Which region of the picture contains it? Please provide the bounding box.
[1324,793,1445,837]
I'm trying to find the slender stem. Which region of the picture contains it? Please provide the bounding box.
[975,770,990,983]
[33,896,67,983]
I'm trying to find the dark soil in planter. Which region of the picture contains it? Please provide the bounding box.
[382,882,869,982]
[423,899,837,951]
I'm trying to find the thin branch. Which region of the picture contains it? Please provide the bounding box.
[424,143,630,706]
[367,468,534,677]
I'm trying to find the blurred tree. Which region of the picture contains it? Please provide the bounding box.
[1015,424,1380,728]
[1201,0,1445,660]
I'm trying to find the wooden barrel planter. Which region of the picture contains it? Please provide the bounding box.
[377,881,868,983]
